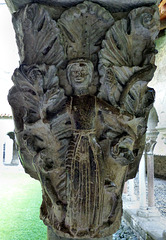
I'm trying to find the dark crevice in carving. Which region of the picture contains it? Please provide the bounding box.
[59,25,76,43]
[128,91,135,101]
[127,17,131,35]
[35,135,44,142]
[43,160,54,171]
[111,32,121,51]
[133,149,139,157]
[65,120,71,125]
[37,16,45,32]
[42,37,57,56]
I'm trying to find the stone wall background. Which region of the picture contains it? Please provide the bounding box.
[154,155,166,179]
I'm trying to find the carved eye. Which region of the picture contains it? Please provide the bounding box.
[71,71,78,76]
[141,13,153,28]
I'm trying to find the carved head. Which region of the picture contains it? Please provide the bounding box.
[67,59,94,95]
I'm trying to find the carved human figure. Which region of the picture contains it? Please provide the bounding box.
[7,1,159,239]
[66,59,103,235]
[59,58,136,237]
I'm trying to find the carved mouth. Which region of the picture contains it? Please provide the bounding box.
[75,78,84,83]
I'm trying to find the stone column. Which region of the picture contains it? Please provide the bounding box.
[4,135,13,165]
[147,153,155,207]
[137,152,147,217]
[123,182,128,194]
[128,179,137,202]
[146,130,160,216]
[123,179,137,202]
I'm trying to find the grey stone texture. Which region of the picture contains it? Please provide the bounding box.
[5,0,157,13]
[7,0,159,238]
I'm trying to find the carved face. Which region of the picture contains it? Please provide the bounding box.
[67,60,93,95]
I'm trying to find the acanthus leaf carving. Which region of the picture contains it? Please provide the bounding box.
[58,1,114,65]
[98,6,159,116]
[99,6,159,68]
[12,3,65,66]
[8,1,159,239]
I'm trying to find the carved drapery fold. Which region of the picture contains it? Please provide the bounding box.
[7,1,159,238]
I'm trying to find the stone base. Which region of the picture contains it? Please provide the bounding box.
[123,206,166,240]
[123,196,139,209]
[137,207,149,218]
[123,194,137,202]
[146,207,161,217]
[137,207,160,218]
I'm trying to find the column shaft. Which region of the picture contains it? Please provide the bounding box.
[128,179,137,201]
[147,154,155,207]
[139,154,147,209]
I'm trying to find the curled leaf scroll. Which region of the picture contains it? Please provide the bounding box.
[98,6,159,115]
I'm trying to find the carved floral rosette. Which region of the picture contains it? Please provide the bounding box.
[8,1,159,238]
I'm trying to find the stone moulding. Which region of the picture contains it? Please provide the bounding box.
[5,0,157,13]
[7,0,159,238]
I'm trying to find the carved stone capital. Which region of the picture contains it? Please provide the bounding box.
[146,130,159,154]
[7,1,159,238]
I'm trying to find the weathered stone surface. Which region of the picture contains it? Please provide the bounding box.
[7,1,159,238]
[5,0,157,14]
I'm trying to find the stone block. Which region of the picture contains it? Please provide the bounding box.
[5,0,157,13]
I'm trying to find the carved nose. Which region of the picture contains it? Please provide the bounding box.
[77,72,81,76]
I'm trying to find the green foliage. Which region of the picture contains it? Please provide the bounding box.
[0,168,47,240]
[155,33,166,51]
